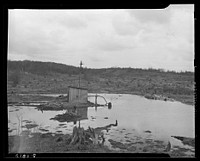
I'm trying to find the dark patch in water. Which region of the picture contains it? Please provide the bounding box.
[8,129,16,133]
[104,117,108,119]
[144,130,151,133]
[39,128,49,132]
[56,130,62,133]
[50,112,81,122]
[23,120,32,123]
[59,124,66,126]
[25,123,38,129]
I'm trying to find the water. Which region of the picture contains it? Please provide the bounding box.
[8,93,195,152]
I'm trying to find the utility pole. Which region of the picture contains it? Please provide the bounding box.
[78,61,83,102]
[78,61,83,88]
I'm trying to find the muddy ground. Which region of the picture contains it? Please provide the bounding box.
[8,131,195,157]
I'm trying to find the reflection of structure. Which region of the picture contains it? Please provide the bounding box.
[88,94,112,111]
[67,107,88,125]
[68,107,88,121]
[88,94,108,106]
[68,86,88,103]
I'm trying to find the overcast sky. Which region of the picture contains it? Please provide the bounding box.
[8,5,194,72]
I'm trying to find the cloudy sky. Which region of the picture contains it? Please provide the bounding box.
[8,5,194,72]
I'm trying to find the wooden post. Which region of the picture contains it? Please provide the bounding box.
[95,94,97,106]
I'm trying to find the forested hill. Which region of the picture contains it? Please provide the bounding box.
[7,60,194,77]
[7,60,80,75]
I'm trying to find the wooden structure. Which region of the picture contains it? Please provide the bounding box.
[68,86,88,103]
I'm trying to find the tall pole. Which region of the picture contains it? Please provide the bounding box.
[79,61,83,88]
[78,61,83,102]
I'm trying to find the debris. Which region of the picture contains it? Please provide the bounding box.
[144,130,151,133]
[25,124,38,129]
[50,111,81,122]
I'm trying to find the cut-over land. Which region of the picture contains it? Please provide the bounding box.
[7,60,194,105]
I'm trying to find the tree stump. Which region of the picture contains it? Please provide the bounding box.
[70,126,86,145]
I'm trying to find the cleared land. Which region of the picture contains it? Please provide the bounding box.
[7,60,194,105]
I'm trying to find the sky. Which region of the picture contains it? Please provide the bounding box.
[8,5,194,72]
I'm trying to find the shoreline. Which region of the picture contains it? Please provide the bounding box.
[7,91,194,106]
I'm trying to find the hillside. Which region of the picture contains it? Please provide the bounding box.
[7,60,195,105]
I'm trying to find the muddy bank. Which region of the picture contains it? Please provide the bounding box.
[8,130,115,153]
[7,94,55,105]
[8,132,195,157]
[7,93,106,111]
[144,94,175,102]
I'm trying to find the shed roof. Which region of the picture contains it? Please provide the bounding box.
[68,86,88,91]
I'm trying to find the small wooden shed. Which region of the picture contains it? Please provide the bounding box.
[68,86,88,103]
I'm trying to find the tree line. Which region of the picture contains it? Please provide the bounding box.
[7,60,194,77]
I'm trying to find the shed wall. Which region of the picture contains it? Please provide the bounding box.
[68,87,88,103]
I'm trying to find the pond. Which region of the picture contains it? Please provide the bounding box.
[8,93,195,153]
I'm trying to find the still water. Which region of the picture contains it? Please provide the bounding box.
[8,93,195,151]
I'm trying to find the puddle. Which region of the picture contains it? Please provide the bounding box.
[8,93,194,156]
